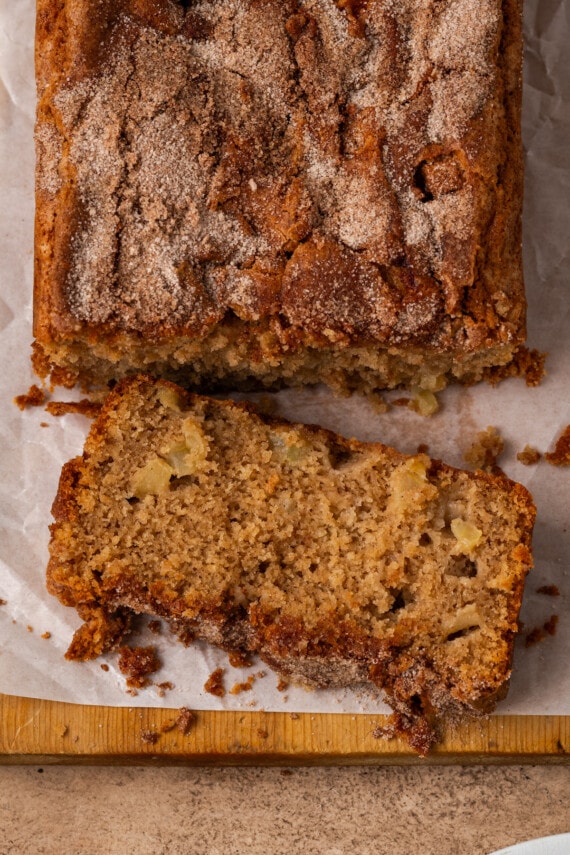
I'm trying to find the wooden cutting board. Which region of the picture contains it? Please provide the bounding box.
[1,694,569,765]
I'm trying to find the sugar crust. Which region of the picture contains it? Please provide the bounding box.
[33,0,526,392]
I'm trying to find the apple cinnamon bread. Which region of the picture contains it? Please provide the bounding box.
[47,376,535,752]
[34,0,526,394]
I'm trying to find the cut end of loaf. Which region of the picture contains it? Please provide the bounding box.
[33,0,527,397]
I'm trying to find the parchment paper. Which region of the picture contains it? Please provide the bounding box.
[0,0,568,715]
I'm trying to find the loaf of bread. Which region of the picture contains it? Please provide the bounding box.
[34,0,525,394]
[48,376,535,752]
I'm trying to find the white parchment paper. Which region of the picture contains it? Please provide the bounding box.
[0,0,568,715]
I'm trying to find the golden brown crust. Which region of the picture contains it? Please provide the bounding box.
[47,375,535,753]
[34,0,526,392]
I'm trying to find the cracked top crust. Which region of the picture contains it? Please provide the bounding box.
[34,0,525,366]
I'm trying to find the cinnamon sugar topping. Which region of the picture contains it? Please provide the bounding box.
[49,0,513,344]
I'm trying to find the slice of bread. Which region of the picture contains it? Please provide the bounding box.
[48,376,535,752]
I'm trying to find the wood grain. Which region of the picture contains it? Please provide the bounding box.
[1,694,569,765]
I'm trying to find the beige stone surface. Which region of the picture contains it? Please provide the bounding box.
[1,765,569,855]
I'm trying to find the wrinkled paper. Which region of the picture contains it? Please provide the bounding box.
[0,0,569,715]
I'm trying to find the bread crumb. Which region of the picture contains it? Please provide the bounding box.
[118,645,161,689]
[525,615,559,646]
[140,730,160,745]
[14,384,46,410]
[45,399,102,418]
[100,663,110,672]
[545,425,570,466]
[544,614,559,636]
[0,598,6,606]
[204,667,226,697]
[464,426,504,472]
[230,675,255,695]
[160,708,196,735]
[27,625,33,633]
[372,722,398,741]
[41,631,51,639]
[175,707,196,735]
[537,585,560,597]
[517,445,541,465]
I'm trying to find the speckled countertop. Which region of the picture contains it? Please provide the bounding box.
[1,765,569,854]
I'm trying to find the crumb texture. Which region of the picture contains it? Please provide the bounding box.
[47,376,535,752]
[34,0,525,392]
